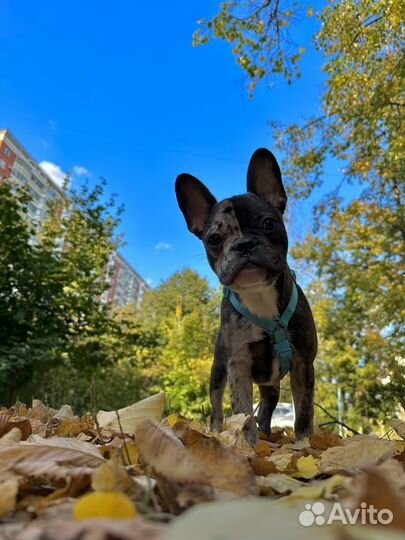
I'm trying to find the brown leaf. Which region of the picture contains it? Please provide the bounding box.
[310,429,343,451]
[180,429,257,496]
[135,420,208,485]
[0,436,105,479]
[320,439,397,474]
[0,478,18,517]
[0,414,32,440]
[255,441,272,457]
[391,418,405,439]
[350,467,405,531]
[250,457,278,476]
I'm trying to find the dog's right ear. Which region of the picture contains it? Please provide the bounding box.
[175,174,217,238]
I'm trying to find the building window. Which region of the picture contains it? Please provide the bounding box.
[0,159,7,169]
[4,147,12,157]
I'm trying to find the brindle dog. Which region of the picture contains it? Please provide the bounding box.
[175,148,317,446]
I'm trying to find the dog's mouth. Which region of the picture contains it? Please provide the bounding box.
[221,257,286,289]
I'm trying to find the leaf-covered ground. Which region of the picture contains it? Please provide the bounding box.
[0,393,404,540]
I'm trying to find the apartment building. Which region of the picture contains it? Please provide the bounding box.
[0,129,148,308]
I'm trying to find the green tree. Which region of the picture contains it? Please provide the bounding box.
[0,179,125,406]
[195,0,405,428]
[138,269,220,416]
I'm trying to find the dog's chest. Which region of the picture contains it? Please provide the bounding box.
[228,284,282,386]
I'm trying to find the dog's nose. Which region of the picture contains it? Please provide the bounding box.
[233,238,257,254]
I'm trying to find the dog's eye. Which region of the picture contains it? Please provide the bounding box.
[207,233,222,247]
[262,217,277,232]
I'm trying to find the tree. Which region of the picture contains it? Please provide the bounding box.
[195,0,405,428]
[0,179,124,406]
[137,269,220,416]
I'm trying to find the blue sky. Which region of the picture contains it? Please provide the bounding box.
[0,0,346,287]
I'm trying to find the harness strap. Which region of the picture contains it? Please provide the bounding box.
[223,270,298,378]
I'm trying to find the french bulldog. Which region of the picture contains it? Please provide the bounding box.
[175,148,317,446]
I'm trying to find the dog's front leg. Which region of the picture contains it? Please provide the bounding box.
[227,352,257,446]
[209,333,227,432]
[290,355,315,439]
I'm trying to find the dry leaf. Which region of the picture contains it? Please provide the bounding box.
[1,427,22,443]
[135,420,208,485]
[256,474,304,494]
[255,441,272,457]
[293,455,320,479]
[73,491,137,520]
[310,429,343,450]
[0,478,18,517]
[97,393,165,434]
[91,460,133,492]
[287,474,348,500]
[0,436,105,479]
[391,418,405,439]
[320,439,397,474]
[267,452,294,472]
[0,414,32,440]
[181,430,257,496]
[350,467,405,531]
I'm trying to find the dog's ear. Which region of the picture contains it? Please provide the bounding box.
[247,148,287,214]
[175,174,217,238]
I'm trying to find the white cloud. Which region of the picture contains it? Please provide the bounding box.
[48,120,57,131]
[39,161,68,188]
[73,165,90,177]
[155,242,173,251]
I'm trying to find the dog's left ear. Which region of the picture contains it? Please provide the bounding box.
[247,148,287,214]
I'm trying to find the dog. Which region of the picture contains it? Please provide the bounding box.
[175,148,317,445]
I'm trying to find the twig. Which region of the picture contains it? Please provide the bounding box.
[115,410,132,466]
[314,402,360,435]
[90,380,105,444]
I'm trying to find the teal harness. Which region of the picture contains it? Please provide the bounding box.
[223,270,298,379]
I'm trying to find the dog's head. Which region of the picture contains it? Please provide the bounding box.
[175,148,288,291]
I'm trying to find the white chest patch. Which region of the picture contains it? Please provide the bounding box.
[237,282,279,319]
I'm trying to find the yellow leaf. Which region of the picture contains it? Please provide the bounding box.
[73,491,137,520]
[167,414,191,428]
[91,460,133,492]
[293,455,320,479]
[0,479,18,517]
[287,474,348,500]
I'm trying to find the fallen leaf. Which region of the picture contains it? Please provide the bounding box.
[310,429,343,450]
[135,420,208,485]
[293,455,320,479]
[350,467,405,531]
[251,457,278,476]
[0,478,18,517]
[91,460,133,492]
[0,415,32,440]
[0,436,105,479]
[256,474,304,494]
[391,418,405,439]
[181,430,257,496]
[73,491,137,520]
[320,439,397,474]
[255,441,272,457]
[97,393,165,434]
[287,474,348,500]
